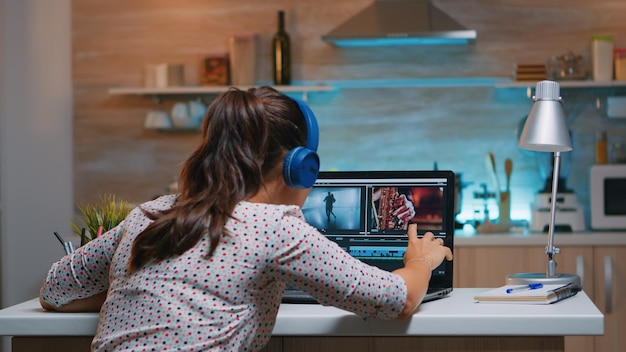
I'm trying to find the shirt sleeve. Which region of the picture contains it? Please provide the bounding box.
[271,212,407,319]
[39,222,125,308]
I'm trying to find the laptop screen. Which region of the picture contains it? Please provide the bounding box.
[301,170,455,288]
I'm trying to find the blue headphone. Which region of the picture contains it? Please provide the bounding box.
[283,98,320,189]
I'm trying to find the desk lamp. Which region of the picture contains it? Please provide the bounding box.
[507,80,581,287]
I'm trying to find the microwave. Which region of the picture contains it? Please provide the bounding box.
[590,164,626,230]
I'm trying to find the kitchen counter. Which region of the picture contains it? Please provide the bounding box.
[0,288,603,352]
[455,230,626,247]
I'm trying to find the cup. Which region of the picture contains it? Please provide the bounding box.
[143,110,172,130]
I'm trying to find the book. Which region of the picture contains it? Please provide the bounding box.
[473,283,581,304]
[515,73,547,81]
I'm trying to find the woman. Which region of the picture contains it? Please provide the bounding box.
[40,86,452,351]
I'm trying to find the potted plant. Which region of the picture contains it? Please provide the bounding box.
[71,193,132,245]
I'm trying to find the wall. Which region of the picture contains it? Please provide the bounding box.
[72,0,626,230]
[0,0,73,308]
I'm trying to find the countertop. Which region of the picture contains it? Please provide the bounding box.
[454,231,626,247]
[0,288,603,337]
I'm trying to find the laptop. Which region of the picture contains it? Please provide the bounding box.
[282,170,455,304]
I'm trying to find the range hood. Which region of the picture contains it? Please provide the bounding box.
[322,0,477,47]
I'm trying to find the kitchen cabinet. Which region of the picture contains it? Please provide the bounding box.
[453,245,592,291]
[454,240,626,352]
[591,246,626,352]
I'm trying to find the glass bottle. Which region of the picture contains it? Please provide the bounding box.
[273,10,291,85]
[596,130,608,164]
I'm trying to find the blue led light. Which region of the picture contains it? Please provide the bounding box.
[327,37,472,47]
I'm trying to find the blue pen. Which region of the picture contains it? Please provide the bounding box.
[506,283,543,294]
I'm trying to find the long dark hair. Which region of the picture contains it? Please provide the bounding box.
[128,87,308,273]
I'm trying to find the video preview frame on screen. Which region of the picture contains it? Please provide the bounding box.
[301,180,446,237]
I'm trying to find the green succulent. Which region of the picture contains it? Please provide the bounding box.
[71,193,131,244]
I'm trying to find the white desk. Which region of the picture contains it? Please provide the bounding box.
[0,288,603,352]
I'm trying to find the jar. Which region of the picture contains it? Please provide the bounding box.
[591,35,614,81]
[611,143,626,163]
[546,51,588,80]
[614,48,626,81]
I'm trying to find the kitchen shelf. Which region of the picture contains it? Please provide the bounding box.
[108,77,513,101]
[109,79,626,103]
[108,85,335,101]
[495,80,626,89]
[317,77,511,88]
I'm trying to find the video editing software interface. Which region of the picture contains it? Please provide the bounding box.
[302,173,452,277]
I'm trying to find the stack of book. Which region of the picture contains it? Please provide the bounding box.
[515,64,547,81]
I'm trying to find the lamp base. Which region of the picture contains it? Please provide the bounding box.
[506,272,581,287]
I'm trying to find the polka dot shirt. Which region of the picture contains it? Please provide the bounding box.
[40,195,407,351]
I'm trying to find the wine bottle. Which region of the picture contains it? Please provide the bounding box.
[273,10,291,85]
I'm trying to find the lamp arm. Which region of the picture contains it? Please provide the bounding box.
[546,151,562,278]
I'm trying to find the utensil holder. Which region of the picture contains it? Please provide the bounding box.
[499,191,511,224]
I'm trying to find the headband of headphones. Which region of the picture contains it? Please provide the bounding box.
[293,98,319,152]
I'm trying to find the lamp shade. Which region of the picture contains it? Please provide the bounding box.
[518,80,573,152]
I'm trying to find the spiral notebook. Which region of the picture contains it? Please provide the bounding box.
[282,170,455,304]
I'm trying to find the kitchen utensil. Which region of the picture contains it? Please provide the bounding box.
[498,157,513,224]
[485,151,501,197]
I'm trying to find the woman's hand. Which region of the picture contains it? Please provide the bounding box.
[403,224,452,271]
[393,224,453,318]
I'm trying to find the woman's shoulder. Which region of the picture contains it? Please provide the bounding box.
[137,194,178,213]
[120,195,177,227]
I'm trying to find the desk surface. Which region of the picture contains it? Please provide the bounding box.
[0,288,603,337]
[0,288,604,336]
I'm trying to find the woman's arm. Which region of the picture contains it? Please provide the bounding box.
[392,258,432,318]
[40,291,107,313]
[39,223,126,310]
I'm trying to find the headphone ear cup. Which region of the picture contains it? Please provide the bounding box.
[283,146,320,189]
